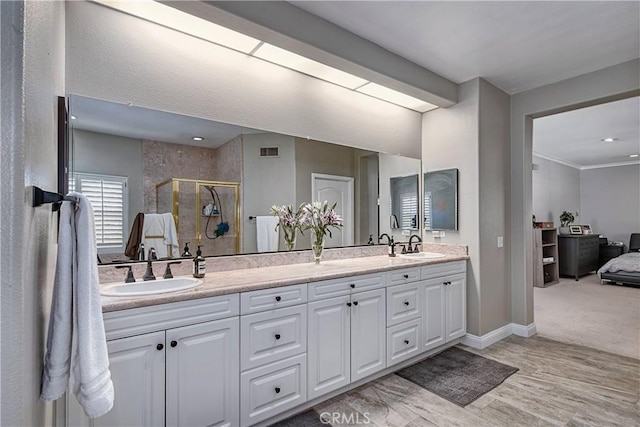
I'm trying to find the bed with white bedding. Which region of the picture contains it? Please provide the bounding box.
[598,233,640,286]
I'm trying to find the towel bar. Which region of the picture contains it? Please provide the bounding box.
[31,186,77,211]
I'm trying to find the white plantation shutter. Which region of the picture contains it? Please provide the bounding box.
[424,191,432,229]
[401,191,418,229]
[71,173,128,252]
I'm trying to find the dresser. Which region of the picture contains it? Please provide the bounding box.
[558,235,600,280]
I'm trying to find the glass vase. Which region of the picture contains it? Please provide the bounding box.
[281,225,297,251]
[311,231,325,263]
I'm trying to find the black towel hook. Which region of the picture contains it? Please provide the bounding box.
[31,186,77,211]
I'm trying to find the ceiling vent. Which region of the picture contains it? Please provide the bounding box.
[259,146,279,158]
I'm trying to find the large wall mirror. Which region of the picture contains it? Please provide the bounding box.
[68,94,422,263]
[424,168,458,231]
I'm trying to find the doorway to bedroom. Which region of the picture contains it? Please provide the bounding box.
[531,96,640,359]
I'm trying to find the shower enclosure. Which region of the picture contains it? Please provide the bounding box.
[156,178,240,256]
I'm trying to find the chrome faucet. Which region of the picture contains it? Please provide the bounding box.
[408,234,422,253]
[143,248,157,281]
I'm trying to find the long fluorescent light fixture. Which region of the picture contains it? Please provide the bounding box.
[93,0,439,113]
[94,0,262,53]
[253,43,368,90]
[356,83,438,113]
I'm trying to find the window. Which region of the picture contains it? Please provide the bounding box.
[70,173,128,252]
[400,191,418,229]
[424,191,432,229]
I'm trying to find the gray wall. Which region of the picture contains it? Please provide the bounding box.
[1,1,64,425]
[580,164,640,245]
[510,59,639,327]
[72,129,144,232]
[65,1,422,158]
[242,133,296,253]
[422,79,481,335]
[478,79,511,334]
[532,155,581,224]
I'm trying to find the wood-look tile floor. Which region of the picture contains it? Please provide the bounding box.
[313,336,640,427]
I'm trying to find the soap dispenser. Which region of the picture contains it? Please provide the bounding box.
[138,242,145,261]
[182,242,192,258]
[193,245,206,278]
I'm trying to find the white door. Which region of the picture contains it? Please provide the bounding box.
[311,173,354,248]
[423,278,446,351]
[166,317,240,427]
[307,295,351,400]
[67,331,166,427]
[350,288,386,382]
[445,273,467,341]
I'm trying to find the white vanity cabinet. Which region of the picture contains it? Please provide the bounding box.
[421,261,467,351]
[65,295,240,427]
[307,276,387,400]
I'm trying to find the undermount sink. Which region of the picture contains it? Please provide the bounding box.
[101,277,203,297]
[399,252,446,260]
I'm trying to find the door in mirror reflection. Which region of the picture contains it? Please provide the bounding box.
[312,174,354,248]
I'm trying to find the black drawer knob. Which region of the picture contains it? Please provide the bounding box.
[347,302,352,307]
[275,296,281,302]
[404,340,409,345]
[404,301,410,306]
[353,301,359,306]
[171,340,177,348]
[350,284,356,288]
[275,334,281,340]
[403,274,409,279]
[275,387,281,394]
[157,343,164,351]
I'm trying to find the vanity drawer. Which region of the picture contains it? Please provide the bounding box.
[386,282,421,326]
[103,293,239,340]
[387,318,422,367]
[421,260,466,280]
[240,354,307,426]
[241,305,307,371]
[388,267,421,286]
[308,272,386,301]
[241,284,307,315]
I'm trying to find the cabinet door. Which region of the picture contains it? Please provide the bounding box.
[66,331,166,427]
[165,317,239,427]
[422,278,446,351]
[308,295,351,400]
[350,288,386,382]
[445,273,467,341]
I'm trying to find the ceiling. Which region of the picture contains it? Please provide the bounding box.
[291,1,640,94]
[70,95,262,148]
[533,97,640,168]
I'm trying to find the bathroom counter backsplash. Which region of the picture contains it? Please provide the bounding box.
[100,243,468,312]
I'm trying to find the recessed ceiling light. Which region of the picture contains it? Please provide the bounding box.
[601,137,618,142]
[629,154,639,158]
[192,136,204,141]
[71,115,77,120]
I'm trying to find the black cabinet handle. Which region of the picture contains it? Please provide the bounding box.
[403,274,409,279]
[404,340,409,345]
[275,296,281,302]
[350,284,356,288]
[157,343,164,351]
[347,302,352,307]
[275,334,281,340]
[275,387,281,394]
[170,340,177,348]
[404,301,410,306]
[353,301,359,306]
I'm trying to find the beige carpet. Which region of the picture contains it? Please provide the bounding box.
[534,274,640,359]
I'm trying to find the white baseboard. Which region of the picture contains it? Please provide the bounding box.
[511,322,537,337]
[461,322,537,349]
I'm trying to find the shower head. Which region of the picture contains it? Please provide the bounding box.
[203,185,214,192]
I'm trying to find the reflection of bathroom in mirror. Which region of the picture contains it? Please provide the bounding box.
[424,168,459,231]
[389,175,419,231]
[68,94,421,263]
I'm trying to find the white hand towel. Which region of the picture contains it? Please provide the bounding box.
[42,193,114,418]
[142,213,169,258]
[256,216,279,252]
[161,213,179,258]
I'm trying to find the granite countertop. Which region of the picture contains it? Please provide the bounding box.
[101,254,469,312]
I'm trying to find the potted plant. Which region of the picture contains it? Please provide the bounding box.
[559,211,578,235]
[301,201,343,263]
[271,204,306,250]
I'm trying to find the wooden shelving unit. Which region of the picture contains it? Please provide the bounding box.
[533,228,559,287]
